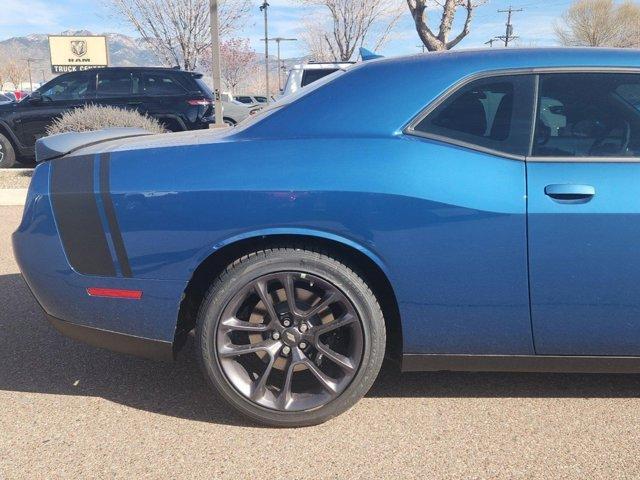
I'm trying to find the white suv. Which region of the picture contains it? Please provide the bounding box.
[281,62,354,97]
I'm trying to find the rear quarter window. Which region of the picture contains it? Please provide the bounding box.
[139,72,187,95]
[411,74,535,157]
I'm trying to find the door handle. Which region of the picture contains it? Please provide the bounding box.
[544,184,595,204]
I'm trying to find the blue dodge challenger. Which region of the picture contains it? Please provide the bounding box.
[13,48,640,426]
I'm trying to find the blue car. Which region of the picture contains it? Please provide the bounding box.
[13,48,640,426]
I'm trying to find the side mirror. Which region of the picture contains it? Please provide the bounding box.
[28,92,43,104]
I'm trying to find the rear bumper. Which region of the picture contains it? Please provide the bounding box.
[46,314,174,361]
[13,158,186,359]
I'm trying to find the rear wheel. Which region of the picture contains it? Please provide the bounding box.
[196,247,386,427]
[0,132,17,168]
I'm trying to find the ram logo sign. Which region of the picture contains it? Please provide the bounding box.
[70,40,88,58]
[49,35,108,73]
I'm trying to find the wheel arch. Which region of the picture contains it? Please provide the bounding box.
[175,231,403,362]
[0,121,21,149]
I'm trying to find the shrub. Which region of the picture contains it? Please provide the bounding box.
[46,104,166,136]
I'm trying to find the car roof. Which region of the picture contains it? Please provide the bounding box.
[369,47,640,71]
[240,47,640,140]
[59,66,202,76]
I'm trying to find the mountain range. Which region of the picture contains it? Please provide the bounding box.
[0,30,160,85]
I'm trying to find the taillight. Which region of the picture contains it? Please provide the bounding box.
[187,98,213,106]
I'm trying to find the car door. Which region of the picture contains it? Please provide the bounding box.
[527,71,640,355]
[404,73,537,354]
[137,71,191,130]
[16,71,95,149]
[95,70,137,111]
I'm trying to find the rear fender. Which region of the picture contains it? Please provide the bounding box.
[190,227,391,280]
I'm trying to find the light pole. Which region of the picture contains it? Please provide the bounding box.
[261,37,297,92]
[209,0,225,128]
[260,1,270,104]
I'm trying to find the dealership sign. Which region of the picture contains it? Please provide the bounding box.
[48,35,108,73]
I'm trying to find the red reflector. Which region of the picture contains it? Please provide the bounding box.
[86,288,143,300]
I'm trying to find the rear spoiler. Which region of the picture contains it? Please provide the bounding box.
[35,128,152,163]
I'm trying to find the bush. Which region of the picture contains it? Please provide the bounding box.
[46,104,166,136]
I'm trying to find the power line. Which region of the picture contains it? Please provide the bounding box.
[496,5,523,47]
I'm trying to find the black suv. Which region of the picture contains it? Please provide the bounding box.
[0,67,215,167]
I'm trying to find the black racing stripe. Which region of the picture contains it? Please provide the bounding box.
[50,155,116,276]
[99,153,133,278]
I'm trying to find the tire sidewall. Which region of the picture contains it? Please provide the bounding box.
[196,249,385,427]
[0,133,16,168]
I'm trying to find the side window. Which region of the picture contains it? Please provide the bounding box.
[413,75,535,156]
[39,73,93,102]
[140,73,186,96]
[534,73,640,157]
[301,68,339,87]
[96,71,133,98]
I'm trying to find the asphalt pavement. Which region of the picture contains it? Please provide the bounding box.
[1,205,640,479]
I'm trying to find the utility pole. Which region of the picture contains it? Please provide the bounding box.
[260,1,270,105]
[416,45,426,53]
[261,37,297,92]
[23,58,41,92]
[497,6,523,47]
[209,0,225,128]
[484,38,497,47]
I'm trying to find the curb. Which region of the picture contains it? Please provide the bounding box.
[0,189,28,206]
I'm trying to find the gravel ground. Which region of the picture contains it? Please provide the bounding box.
[0,169,33,189]
[2,205,640,479]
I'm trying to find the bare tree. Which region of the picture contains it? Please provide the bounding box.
[301,21,335,62]
[301,0,404,62]
[407,0,485,52]
[200,38,258,93]
[110,0,251,70]
[555,0,640,48]
[1,60,27,90]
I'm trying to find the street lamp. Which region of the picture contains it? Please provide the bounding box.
[259,1,270,104]
[209,0,226,128]
[260,37,297,92]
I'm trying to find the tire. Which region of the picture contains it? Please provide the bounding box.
[223,118,236,127]
[0,132,17,168]
[161,119,184,132]
[196,247,386,427]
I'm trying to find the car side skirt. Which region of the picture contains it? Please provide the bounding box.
[47,314,174,361]
[402,354,640,373]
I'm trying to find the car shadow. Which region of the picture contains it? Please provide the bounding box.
[2,272,640,428]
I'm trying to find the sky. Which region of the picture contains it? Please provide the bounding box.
[0,0,584,59]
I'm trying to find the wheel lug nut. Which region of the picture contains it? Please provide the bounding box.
[299,342,308,350]
[282,345,291,356]
[272,332,281,340]
[282,318,292,327]
[299,323,308,333]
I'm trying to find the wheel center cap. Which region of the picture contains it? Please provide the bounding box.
[282,328,301,346]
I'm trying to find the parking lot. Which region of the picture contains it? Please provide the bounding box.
[1,203,640,479]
